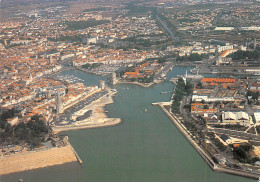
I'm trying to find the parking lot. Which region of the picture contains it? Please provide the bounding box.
[56,90,108,124]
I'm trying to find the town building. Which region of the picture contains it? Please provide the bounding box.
[222,112,250,125]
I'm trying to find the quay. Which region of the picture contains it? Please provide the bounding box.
[53,89,121,133]
[152,101,172,106]
[169,78,178,84]
[45,67,73,78]
[157,103,216,169]
[53,118,122,133]
[157,103,260,179]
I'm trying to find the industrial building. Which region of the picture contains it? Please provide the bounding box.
[222,112,251,125]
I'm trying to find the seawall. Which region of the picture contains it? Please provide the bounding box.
[158,104,260,179]
[53,118,121,133]
[158,104,216,170]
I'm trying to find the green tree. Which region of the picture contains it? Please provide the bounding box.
[229,50,260,60]
[185,80,193,95]
[197,81,203,88]
[203,105,209,109]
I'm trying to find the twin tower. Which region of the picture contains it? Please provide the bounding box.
[56,72,117,114]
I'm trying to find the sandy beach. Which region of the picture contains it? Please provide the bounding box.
[0,144,77,175]
[0,89,120,175]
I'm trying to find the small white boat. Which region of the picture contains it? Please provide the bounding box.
[144,108,147,112]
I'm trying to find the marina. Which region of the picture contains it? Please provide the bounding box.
[53,75,84,84]
[1,0,259,181]
[1,67,255,182]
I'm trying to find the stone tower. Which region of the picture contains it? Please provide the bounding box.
[99,80,105,90]
[110,72,117,85]
[56,91,63,114]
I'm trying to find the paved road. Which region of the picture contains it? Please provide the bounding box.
[207,127,260,141]
[156,15,179,41]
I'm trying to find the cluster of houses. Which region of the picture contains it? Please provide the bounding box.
[190,77,260,126]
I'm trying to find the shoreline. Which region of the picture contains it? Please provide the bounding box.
[117,80,155,87]
[157,103,260,180]
[0,137,78,176]
[0,89,120,176]
[53,118,122,133]
[53,89,121,133]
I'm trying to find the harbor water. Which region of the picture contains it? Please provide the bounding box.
[0,67,254,182]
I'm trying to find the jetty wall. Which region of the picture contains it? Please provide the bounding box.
[158,104,260,179]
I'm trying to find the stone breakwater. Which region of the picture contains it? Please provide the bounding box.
[158,103,260,180]
[53,118,122,133]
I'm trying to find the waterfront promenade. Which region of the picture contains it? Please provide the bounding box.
[117,80,154,87]
[2,66,255,182]
[157,103,260,179]
[53,118,121,133]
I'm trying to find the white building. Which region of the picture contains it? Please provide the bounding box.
[222,112,250,125]
[214,27,234,31]
[61,53,75,60]
[238,45,247,51]
[7,117,19,126]
[241,27,260,31]
[87,37,98,45]
[217,45,234,53]
[10,39,29,45]
[192,95,235,102]
[253,112,260,124]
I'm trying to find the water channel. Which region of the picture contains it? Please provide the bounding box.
[1,66,254,182]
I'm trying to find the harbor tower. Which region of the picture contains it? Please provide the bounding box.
[99,80,106,90]
[110,72,117,85]
[56,91,63,114]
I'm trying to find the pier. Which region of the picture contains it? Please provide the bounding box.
[152,101,172,106]
[156,103,260,179]
[169,78,178,84]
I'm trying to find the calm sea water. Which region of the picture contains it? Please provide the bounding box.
[0,67,254,182]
